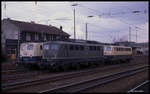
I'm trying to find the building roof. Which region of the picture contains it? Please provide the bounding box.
[3,18,70,37]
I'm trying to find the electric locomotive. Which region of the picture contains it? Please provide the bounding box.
[103,45,132,63]
[19,42,43,66]
[40,41,104,70]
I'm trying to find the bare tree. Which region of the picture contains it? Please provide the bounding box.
[110,35,128,43]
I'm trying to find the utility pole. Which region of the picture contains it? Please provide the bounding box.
[135,27,138,43]
[74,8,76,40]
[4,2,7,18]
[17,30,20,63]
[85,23,88,40]
[86,16,94,41]
[71,3,78,40]
[129,26,131,42]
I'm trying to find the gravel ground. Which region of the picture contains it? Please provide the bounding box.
[6,61,148,92]
[80,70,148,93]
[2,55,149,93]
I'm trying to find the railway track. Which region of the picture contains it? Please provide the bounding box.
[2,62,18,70]
[2,58,147,83]
[2,62,148,92]
[128,80,149,93]
[39,65,148,93]
[2,68,26,74]
[2,71,51,83]
[2,67,28,77]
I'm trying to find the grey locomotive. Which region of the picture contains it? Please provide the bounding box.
[40,41,104,70]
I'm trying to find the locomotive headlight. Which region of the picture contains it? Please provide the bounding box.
[43,44,49,50]
[50,63,55,66]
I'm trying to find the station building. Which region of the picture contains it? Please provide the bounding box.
[1,18,70,59]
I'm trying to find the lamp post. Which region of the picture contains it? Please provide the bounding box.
[71,3,78,40]
[86,16,94,41]
[135,27,138,43]
[129,26,131,42]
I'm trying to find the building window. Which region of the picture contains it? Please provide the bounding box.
[26,33,31,41]
[50,35,53,40]
[46,34,50,41]
[44,34,46,41]
[35,33,39,40]
[49,35,51,40]
[56,36,60,40]
[53,35,56,40]
[30,33,35,41]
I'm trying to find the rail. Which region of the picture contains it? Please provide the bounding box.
[39,65,149,93]
[127,80,149,93]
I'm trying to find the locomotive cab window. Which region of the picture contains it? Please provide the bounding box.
[105,47,111,51]
[27,44,33,50]
[51,44,59,50]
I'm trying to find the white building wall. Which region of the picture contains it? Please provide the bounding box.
[1,19,20,54]
[2,20,19,40]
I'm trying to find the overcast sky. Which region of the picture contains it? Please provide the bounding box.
[1,1,148,43]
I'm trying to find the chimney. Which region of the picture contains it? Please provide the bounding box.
[30,21,35,24]
[60,26,62,30]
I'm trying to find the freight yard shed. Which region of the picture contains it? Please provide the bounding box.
[1,18,70,60]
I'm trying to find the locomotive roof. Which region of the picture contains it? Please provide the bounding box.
[103,45,132,48]
[44,41,103,46]
[21,42,43,45]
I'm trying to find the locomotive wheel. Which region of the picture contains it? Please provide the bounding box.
[38,64,45,70]
[84,61,89,67]
[91,61,97,68]
[60,65,68,72]
[126,59,131,63]
[117,60,121,64]
[75,63,81,70]
[64,64,69,71]
[100,61,104,65]
[111,60,116,64]
[55,66,60,72]
[104,61,109,65]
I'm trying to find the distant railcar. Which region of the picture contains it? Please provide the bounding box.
[103,45,132,63]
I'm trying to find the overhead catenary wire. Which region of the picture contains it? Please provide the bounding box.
[77,3,147,43]
[31,2,150,42]
[85,23,122,41]
[76,3,147,30]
